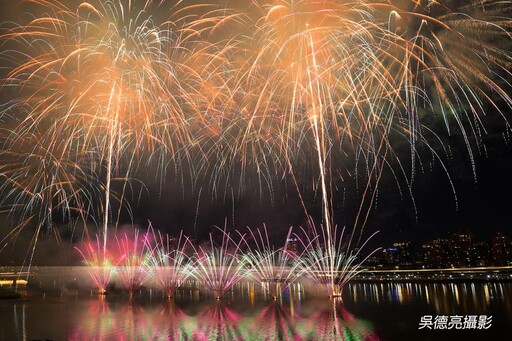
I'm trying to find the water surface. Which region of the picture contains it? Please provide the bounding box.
[1,267,511,340]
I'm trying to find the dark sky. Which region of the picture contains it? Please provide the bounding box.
[129,124,512,248]
[0,0,511,265]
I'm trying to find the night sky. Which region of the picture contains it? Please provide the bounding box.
[0,0,511,265]
[130,121,512,247]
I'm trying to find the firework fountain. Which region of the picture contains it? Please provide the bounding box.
[191,227,248,299]
[144,228,195,299]
[297,224,380,298]
[76,235,120,295]
[242,226,304,300]
[115,230,151,297]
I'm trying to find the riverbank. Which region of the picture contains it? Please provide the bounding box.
[0,287,20,299]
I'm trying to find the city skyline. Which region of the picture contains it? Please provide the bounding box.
[367,231,512,270]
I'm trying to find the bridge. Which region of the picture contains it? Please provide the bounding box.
[0,272,30,286]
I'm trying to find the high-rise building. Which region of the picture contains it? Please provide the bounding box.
[383,247,399,267]
[450,232,474,267]
[422,238,452,268]
[473,241,490,267]
[392,241,414,267]
[491,232,512,266]
[364,255,384,269]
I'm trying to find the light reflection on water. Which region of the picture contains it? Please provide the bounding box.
[2,268,512,340]
[344,282,512,320]
[4,297,379,341]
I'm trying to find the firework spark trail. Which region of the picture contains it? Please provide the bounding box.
[241,226,304,298]
[144,226,195,298]
[296,224,380,297]
[191,226,248,299]
[0,127,107,272]
[0,0,511,269]
[225,0,512,249]
[0,0,240,246]
[0,130,100,232]
[115,229,151,296]
[76,234,121,294]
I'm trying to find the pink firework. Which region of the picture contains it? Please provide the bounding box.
[144,228,194,299]
[115,230,151,296]
[76,235,120,295]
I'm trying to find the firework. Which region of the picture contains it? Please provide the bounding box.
[75,235,120,295]
[297,224,380,298]
[115,229,151,296]
[0,0,238,249]
[242,226,303,299]
[191,227,248,299]
[144,227,195,298]
[228,0,511,169]
[0,127,105,273]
